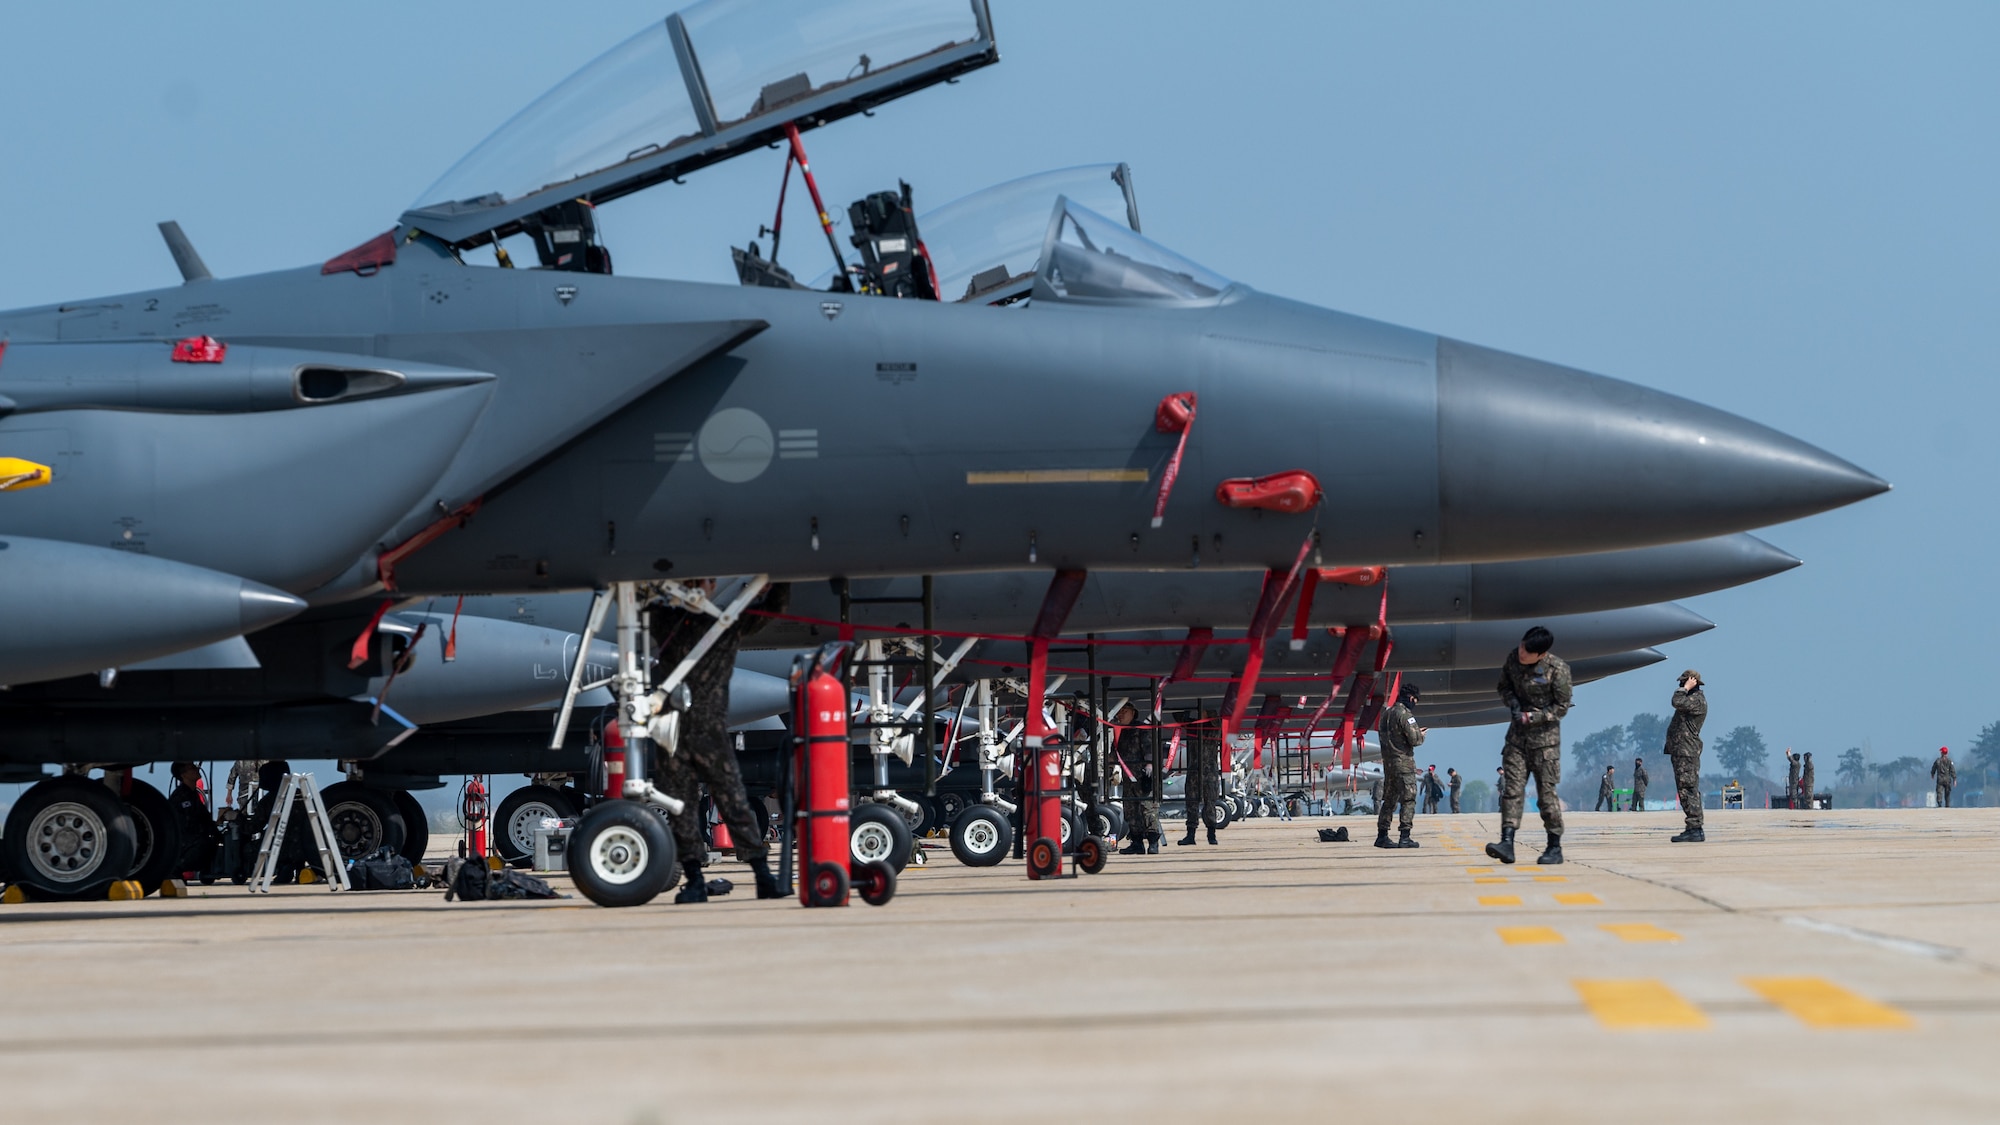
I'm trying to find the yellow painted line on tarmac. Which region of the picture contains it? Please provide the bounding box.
[1534,875,1568,883]
[1478,895,1522,907]
[1465,867,1495,875]
[1573,979,1709,1030]
[1743,977,1913,1030]
[1601,923,1681,943]
[1517,866,1542,873]
[1474,877,1509,884]
[1498,926,1564,945]
[1555,892,1601,905]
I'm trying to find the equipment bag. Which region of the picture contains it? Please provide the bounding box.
[443,857,491,901]
[347,847,415,891]
[486,868,563,900]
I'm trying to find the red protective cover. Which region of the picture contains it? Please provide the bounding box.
[170,335,227,363]
[321,230,399,276]
[1214,470,1324,514]
[795,669,852,905]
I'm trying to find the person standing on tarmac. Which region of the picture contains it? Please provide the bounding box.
[1784,748,1802,810]
[1799,751,1816,810]
[1665,670,1708,841]
[1630,756,1649,811]
[1177,715,1222,846]
[1487,626,1571,865]
[1596,764,1618,812]
[1374,682,1425,849]
[167,761,221,880]
[649,580,789,903]
[1424,766,1447,814]
[1931,748,1956,808]
[1114,704,1160,855]
[1447,767,1463,814]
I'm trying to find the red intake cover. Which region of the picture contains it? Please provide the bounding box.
[1318,566,1384,586]
[171,335,227,363]
[1154,391,1197,433]
[1214,470,1323,514]
[322,230,399,276]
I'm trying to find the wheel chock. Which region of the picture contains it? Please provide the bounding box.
[486,855,504,871]
[107,880,146,901]
[1,885,27,904]
[159,879,191,898]
[299,868,322,885]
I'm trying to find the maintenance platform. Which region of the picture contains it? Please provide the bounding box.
[0,808,1992,1122]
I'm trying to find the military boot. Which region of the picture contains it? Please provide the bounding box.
[1206,824,1219,845]
[1119,835,1147,856]
[1147,833,1159,854]
[1373,829,1396,849]
[1397,829,1420,849]
[673,859,709,904]
[1177,824,1198,846]
[1536,832,1564,865]
[747,857,784,900]
[1671,826,1706,843]
[1485,826,1517,865]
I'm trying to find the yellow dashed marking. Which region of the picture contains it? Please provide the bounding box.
[1573,979,1709,1030]
[1474,877,1509,885]
[1743,977,1913,1030]
[1498,926,1564,945]
[1478,895,1522,907]
[1602,923,1681,943]
[1465,867,1495,875]
[1555,893,1601,905]
[1534,875,1569,883]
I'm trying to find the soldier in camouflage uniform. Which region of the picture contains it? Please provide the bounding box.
[1448,768,1463,814]
[1931,748,1956,808]
[1177,715,1221,846]
[1665,669,1708,841]
[1630,756,1649,811]
[1799,751,1816,810]
[1113,705,1160,854]
[1595,764,1618,811]
[1486,626,1571,865]
[1374,683,1425,849]
[649,581,788,902]
[1784,749,1802,810]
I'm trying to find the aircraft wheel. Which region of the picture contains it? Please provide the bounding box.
[1027,837,1061,878]
[1077,835,1108,875]
[949,806,1012,867]
[390,790,430,865]
[903,794,943,837]
[569,800,676,908]
[120,779,181,896]
[2,777,138,901]
[319,781,407,861]
[1204,799,1232,829]
[854,859,896,906]
[1060,808,1085,853]
[806,861,849,907]
[1084,802,1120,841]
[850,803,913,873]
[495,784,578,867]
[936,791,969,824]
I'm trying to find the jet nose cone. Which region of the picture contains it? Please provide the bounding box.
[1436,339,1889,560]
[237,582,308,633]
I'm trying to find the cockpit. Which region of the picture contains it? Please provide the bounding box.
[391,0,1233,309]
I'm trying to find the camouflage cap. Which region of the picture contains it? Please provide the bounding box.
[1680,669,1702,683]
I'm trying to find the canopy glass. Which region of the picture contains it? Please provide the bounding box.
[1035,198,1231,305]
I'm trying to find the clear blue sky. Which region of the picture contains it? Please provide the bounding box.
[2,2,1993,788]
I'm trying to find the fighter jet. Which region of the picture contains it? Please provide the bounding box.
[0,2,1884,902]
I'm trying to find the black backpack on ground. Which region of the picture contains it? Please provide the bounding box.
[347,847,415,891]
[444,858,565,901]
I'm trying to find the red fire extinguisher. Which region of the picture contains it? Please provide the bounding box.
[1023,640,1064,880]
[794,650,852,906]
[462,777,489,863]
[602,719,627,800]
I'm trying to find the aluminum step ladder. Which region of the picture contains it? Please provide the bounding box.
[247,773,351,893]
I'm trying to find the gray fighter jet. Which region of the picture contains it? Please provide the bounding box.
[0,2,1884,902]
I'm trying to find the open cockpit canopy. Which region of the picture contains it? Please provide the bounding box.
[403,0,996,249]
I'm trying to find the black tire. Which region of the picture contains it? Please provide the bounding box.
[1077,835,1108,875]
[494,784,579,867]
[854,859,896,906]
[936,790,969,824]
[1084,802,1120,841]
[909,795,944,837]
[121,779,181,896]
[949,806,1012,867]
[3,777,138,901]
[1061,808,1084,853]
[1027,836,1061,878]
[850,802,913,873]
[569,800,676,907]
[319,781,407,861]
[390,790,429,865]
[1205,798,1232,829]
[806,861,849,907]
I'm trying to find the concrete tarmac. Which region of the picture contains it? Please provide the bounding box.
[2,808,1996,1123]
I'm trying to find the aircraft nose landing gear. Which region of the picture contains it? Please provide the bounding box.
[569,800,676,908]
